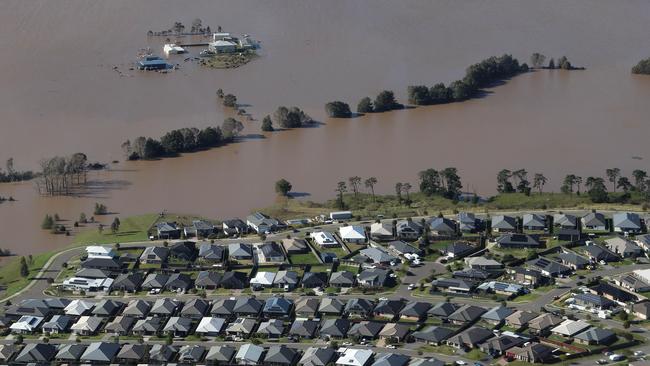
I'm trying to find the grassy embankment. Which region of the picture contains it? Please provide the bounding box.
[200,50,256,69]
[259,192,648,221]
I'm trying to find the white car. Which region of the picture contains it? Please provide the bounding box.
[455,361,467,366]
[407,284,416,290]
[634,351,645,357]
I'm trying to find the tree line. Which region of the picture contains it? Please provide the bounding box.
[497,168,650,204]
[0,158,34,183]
[35,153,89,196]
[260,106,314,132]
[530,53,583,70]
[122,119,244,160]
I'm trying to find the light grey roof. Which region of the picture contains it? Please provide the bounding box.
[132,316,164,333]
[257,319,285,336]
[295,298,320,315]
[104,316,135,333]
[319,298,345,314]
[264,345,298,365]
[211,298,236,316]
[299,347,336,366]
[199,243,224,260]
[140,246,169,261]
[55,344,86,361]
[379,323,411,339]
[196,316,227,334]
[117,344,148,360]
[409,358,445,366]
[289,319,319,337]
[575,327,616,342]
[142,273,169,288]
[523,214,546,227]
[274,270,300,285]
[330,271,356,285]
[348,321,384,337]
[554,214,577,227]
[582,212,607,226]
[42,315,72,332]
[320,318,350,337]
[427,217,456,233]
[163,316,193,333]
[228,242,253,257]
[122,300,151,317]
[80,342,120,362]
[236,343,264,363]
[613,212,641,229]
[226,317,257,334]
[150,298,180,315]
[492,215,517,229]
[178,344,206,362]
[181,298,210,317]
[372,353,410,366]
[360,247,398,264]
[205,345,236,362]
[149,344,177,362]
[605,237,643,256]
[481,306,515,322]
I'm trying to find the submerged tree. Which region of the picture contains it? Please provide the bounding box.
[325,101,352,118]
[530,53,546,68]
[357,97,373,113]
[261,115,274,132]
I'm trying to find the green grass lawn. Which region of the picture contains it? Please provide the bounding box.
[417,344,457,355]
[337,264,360,274]
[72,213,159,245]
[289,252,320,265]
[0,251,56,299]
[465,348,487,361]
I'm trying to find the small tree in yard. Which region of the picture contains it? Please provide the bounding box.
[111,217,121,234]
[275,179,292,197]
[19,256,29,278]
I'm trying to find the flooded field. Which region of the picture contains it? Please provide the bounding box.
[1,0,650,253]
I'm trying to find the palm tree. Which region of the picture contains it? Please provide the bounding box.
[395,182,403,203]
[364,177,378,201]
[335,182,347,209]
[606,168,621,192]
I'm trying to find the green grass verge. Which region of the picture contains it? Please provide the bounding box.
[0,251,56,298]
[72,213,159,245]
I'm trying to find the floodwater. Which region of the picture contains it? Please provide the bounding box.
[1,0,650,254]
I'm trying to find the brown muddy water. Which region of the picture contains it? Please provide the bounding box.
[1,0,650,254]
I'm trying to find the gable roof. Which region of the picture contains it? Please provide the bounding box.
[492,215,516,230]
[196,316,226,334]
[575,327,616,342]
[551,319,591,336]
[481,306,515,322]
[236,343,264,363]
[299,347,336,366]
[448,304,486,322]
[412,326,454,343]
[613,212,641,229]
[55,344,86,361]
[205,345,236,362]
[80,342,120,362]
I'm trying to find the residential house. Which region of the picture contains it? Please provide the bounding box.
[573,293,616,310]
[554,214,578,229]
[412,326,454,345]
[320,319,350,339]
[222,218,248,236]
[388,240,421,256]
[211,299,237,319]
[251,271,276,290]
[221,271,249,289]
[574,328,617,345]
[344,299,375,318]
[557,252,590,270]
[263,297,293,318]
[447,305,486,325]
[373,300,405,320]
[163,316,193,337]
[632,301,650,320]
[335,348,373,366]
[80,257,122,271]
[613,212,642,233]
[372,353,410,366]
[495,234,541,248]
[477,281,526,297]
[446,326,494,350]
[522,214,546,231]
[371,222,394,241]
[289,319,319,339]
[156,222,181,239]
[150,298,181,317]
[196,316,226,336]
[348,321,384,340]
[198,243,225,264]
[140,246,169,264]
[149,344,178,364]
[282,238,309,253]
[505,310,538,328]
[396,220,423,241]
[427,217,457,236]
[112,272,144,293]
[169,241,197,262]
[92,299,124,317]
[164,273,193,292]
[605,236,643,258]
[122,299,152,318]
[62,277,114,293]
[409,358,445,366]
[507,267,548,287]
[132,316,164,336]
[180,298,210,319]
[259,241,286,263]
[464,256,504,272]
[178,345,206,364]
[430,278,473,294]
[229,243,253,261]
[142,273,170,291]
[442,241,475,259]
[256,319,285,339]
[273,270,300,290]
[378,323,411,343]
[226,317,257,338]
[635,234,650,251]
[360,247,397,265]
[481,306,515,325]
[330,271,357,287]
[294,298,320,318]
[582,212,607,231]
[399,302,431,321]
[195,271,222,290]
[0,345,18,364]
[71,316,103,335]
[86,245,117,259]
[14,343,57,364]
[310,231,340,247]
[458,212,480,233]
[526,257,572,277]
[582,244,620,263]
[64,299,95,316]
[247,212,281,233]
[41,315,72,334]
[299,347,336,366]
[191,220,216,238]
[528,313,562,335]
[264,345,298,366]
[340,226,367,243]
[551,319,591,337]
[233,297,264,317]
[491,215,517,233]
[479,335,525,356]
[104,316,135,336]
[74,268,111,279]
[319,298,345,316]
[506,343,554,364]
[116,344,149,364]
[235,343,264,365]
[302,272,328,288]
[10,316,43,334]
[590,282,639,303]
[206,345,237,365]
[358,268,392,288]
[55,344,86,363]
[616,273,650,293]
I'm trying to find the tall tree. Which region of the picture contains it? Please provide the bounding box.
[633,169,648,191]
[110,217,121,234]
[348,176,362,198]
[496,169,514,193]
[530,53,546,68]
[606,168,621,192]
[561,174,577,194]
[364,177,378,201]
[19,257,28,278]
[402,183,412,203]
[586,177,608,203]
[533,173,547,194]
[275,179,292,196]
[222,118,244,141]
[441,167,463,199]
[617,177,633,193]
[419,169,441,196]
[395,182,403,203]
[335,182,347,209]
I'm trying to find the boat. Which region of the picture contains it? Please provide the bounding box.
[163,43,187,55]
